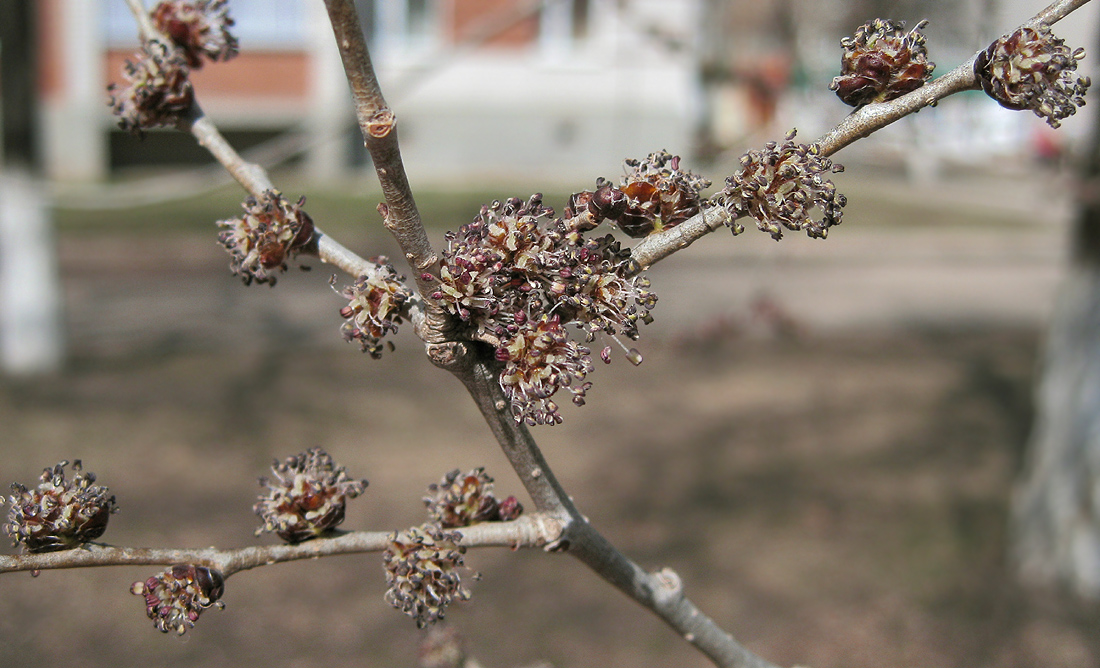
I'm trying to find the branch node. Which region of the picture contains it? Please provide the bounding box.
[367,108,395,138]
[655,567,683,595]
[545,538,570,552]
[427,341,471,371]
[415,254,438,272]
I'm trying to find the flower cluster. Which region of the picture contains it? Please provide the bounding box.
[108,40,194,135]
[430,192,657,424]
[338,258,413,358]
[254,448,368,543]
[717,130,846,240]
[831,19,935,107]
[131,564,225,636]
[383,524,471,628]
[424,468,523,528]
[5,460,118,554]
[216,190,316,286]
[496,314,594,425]
[151,0,238,68]
[975,24,1090,128]
[609,150,712,237]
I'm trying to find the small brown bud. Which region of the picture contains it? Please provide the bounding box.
[384,524,471,628]
[5,460,118,553]
[975,24,1090,128]
[216,190,315,286]
[108,40,193,135]
[831,19,935,107]
[424,468,524,528]
[254,448,368,543]
[151,0,238,68]
[131,564,225,635]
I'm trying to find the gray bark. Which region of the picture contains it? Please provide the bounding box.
[1013,264,1100,598]
[1012,21,1100,598]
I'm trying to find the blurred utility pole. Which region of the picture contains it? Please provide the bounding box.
[1,0,65,374]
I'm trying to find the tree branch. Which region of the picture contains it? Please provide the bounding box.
[424,339,777,668]
[629,0,1094,273]
[430,342,577,518]
[122,0,385,284]
[0,514,564,578]
[567,522,778,668]
[102,2,1089,667]
[316,4,786,665]
[322,0,446,333]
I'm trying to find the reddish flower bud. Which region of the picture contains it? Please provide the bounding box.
[611,150,711,237]
[383,524,471,628]
[587,182,628,223]
[718,130,845,240]
[831,19,935,107]
[5,460,118,553]
[424,468,524,528]
[437,189,657,425]
[975,24,1090,128]
[339,257,412,359]
[131,564,225,635]
[151,0,238,68]
[254,448,368,543]
[216,190,315,286]
[108,40,193,135]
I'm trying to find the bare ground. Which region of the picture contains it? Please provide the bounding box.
[3,169,1100,667]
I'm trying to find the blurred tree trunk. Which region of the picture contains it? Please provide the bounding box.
[0,0,64,374]
[1011,42,1100,598]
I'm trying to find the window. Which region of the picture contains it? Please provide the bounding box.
[105,0,308,49]
[372,0,440,55]
[539,0,591,55]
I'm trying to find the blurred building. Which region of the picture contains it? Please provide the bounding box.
[31,0,709,186]
[24,0,1096,188]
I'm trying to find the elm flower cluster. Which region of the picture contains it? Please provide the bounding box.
[152,0,238,68]
[718,130,846,240]
[338,257,413,358]
[496,314,594,425]
[424,468,523,528]
[383,524,471,628]
[217,190,316,286]
[831,19,935,107]
[610,150,713,237]
[5,460,118,554]
[429,192,657,425]
[131,564,225,636]
[254,448,368,543]
[108,40,194,135]
[975,24,1090,128]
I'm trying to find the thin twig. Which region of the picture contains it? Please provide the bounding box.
[437,348,776,667]
[0,514,564,577]
[567,522,777,668]
[437,345,577,518]
[322,0,445,334]
[629,0,1093,272]
[122,0,385,285]
[319,2,779,664]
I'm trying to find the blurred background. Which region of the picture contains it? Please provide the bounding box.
[3,1,1100,667]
